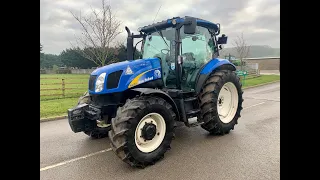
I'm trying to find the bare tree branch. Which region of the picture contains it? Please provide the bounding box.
[70,41,99,66]
[70,0,122,67]
[71,36,102,64]
[232,32,250,70]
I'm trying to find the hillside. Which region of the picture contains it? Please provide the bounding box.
[220,45,280,58]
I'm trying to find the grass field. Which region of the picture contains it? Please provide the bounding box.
[40,74,280,119]
[241,75,280,87]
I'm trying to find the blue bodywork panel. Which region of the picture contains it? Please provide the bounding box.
[200,58,236,74]
[89,58,162,95]
[88,57,234,95]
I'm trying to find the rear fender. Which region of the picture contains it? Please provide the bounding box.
[195,58,236,93]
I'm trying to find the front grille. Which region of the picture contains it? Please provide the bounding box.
[107,70,123,89]
[88,75,97,91]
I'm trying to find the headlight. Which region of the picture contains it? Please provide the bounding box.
[95,73,106,92]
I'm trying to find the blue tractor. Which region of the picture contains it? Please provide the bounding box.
[68,16,244,168]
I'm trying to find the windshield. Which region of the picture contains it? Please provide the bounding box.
[142,28,175,59]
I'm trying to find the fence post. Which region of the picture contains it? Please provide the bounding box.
[62,79,65,98]
[256,63,260,76]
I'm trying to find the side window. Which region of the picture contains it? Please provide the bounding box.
[180,26,213,65]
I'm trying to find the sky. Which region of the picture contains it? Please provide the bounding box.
[40,0,280,55]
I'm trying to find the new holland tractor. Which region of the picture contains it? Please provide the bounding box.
[68,16,243,168]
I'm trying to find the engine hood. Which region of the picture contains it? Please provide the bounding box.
[91,58,161,76]
[88,57,162,94]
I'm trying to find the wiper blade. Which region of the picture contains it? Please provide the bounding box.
[153,27,170,49]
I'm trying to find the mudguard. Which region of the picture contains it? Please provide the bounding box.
[195,58,236,93]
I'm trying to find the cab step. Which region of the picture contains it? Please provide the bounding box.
[184,97,197,102]
[186,109,200,117]
[187,117,204,127]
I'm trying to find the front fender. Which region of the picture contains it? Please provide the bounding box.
[130,88,180,122]
[195,58,236,93]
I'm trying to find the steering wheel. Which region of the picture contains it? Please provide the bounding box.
[161,49,170,55]
[182,52,195,61]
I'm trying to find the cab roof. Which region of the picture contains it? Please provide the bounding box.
[138,16,219,34]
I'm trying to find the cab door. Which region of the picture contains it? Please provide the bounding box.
[179,25,215,91]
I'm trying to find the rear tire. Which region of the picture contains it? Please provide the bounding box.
[109,96,176,168]
[199,70,243,135]
[78,91,110,139]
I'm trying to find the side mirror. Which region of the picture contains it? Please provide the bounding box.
[184,17,196,34]
[217,34,228,44]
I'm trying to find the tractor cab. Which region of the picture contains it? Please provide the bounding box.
[127,16,228,91]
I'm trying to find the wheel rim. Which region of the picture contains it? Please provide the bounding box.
[135,113,166,153]
[217,82,239,123]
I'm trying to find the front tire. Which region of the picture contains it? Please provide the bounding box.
[109,96,176,168]
[199,70,243,135]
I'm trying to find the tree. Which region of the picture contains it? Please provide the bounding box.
[40,54,63,69]
[60,48,96,68]
[232,32,250,70]
[70,0,122,67]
